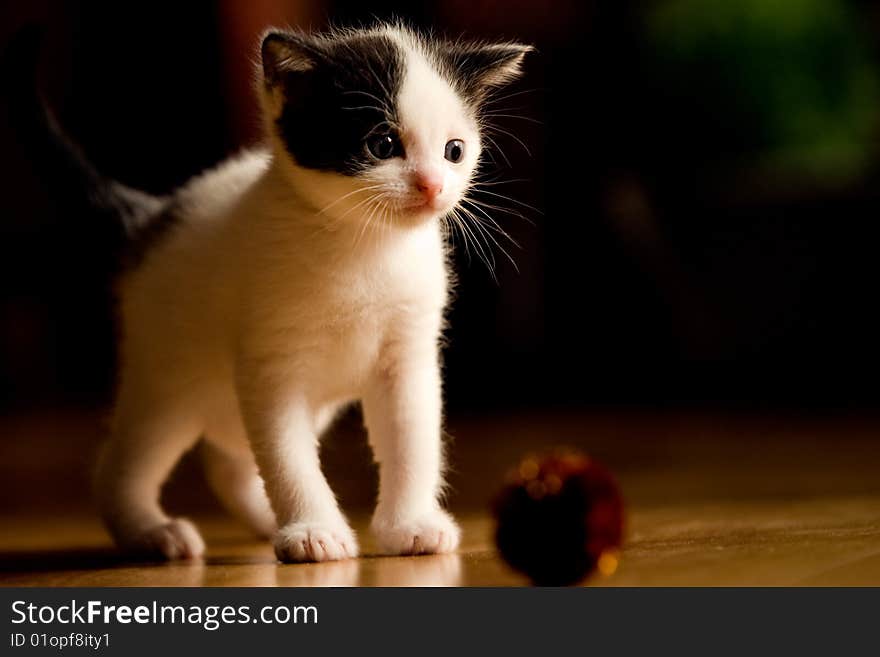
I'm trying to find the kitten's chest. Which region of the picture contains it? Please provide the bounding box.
[264,228,448,345]
[307,228,447,319]
[315,256,448,354]
[292,246,447,397]
[242,225,448,400]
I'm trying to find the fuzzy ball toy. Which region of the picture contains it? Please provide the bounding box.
[494,451,624,586]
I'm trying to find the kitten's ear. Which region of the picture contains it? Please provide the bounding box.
[260,30,316,86]
[443,42,533,98]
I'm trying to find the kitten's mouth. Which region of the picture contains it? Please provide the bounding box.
[399,198,445,215]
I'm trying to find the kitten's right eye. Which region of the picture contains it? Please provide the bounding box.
[366,131,403,160]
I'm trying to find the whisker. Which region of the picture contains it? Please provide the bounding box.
[320,191,385,231]
[469,188,543,215]
[482,88,539,107]
[341,104,385,112]
[482,113,543,125]
[451,207,497,279]
[472,177,530,187]
[380,199,392,248]
[457,204,519,272]
[446,210,473,265]
[482,125,532,157]
[341,89,392,115]
[453,209,486,272]
[460,199,522,249]
[317,184,387,215]
[310,191,381,241]
[463,196,532,225]
[481,133,512,168]
[353,194,384,250]
[340,89,386,106]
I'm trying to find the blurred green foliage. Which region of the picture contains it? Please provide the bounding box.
[647,0,879,182]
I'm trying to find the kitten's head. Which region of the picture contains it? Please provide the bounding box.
[259,25,530,229]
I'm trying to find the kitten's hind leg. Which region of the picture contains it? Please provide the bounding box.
[201,442,276,539]
[95,400,205,560]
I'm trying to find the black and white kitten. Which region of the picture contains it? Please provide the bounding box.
[88,24,531,562]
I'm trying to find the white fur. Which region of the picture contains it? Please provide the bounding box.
[94,28,484,562]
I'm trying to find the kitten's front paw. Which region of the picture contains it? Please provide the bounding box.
[371,509,461,556]
[122,518,206,560]
[274,521,359,563]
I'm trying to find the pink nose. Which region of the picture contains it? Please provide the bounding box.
[415,173,443,201]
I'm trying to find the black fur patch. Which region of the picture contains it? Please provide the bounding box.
[268,31,405,175]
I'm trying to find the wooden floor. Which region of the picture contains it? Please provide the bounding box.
[3,409,880,586]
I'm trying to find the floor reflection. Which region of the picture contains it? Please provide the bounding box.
[274,557,361,587]
[196,552,462,587]
[156,561,206,587]
[367,553,462,587]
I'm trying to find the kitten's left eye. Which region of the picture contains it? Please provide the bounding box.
[444,139,465,163]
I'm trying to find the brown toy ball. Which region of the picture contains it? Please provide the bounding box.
[493,451,624,586]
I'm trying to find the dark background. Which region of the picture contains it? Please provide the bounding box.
[2,0,880,415]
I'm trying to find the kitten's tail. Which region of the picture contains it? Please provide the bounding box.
[2,25,168,242]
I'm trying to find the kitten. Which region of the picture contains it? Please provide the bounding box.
[50,25,530,562]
